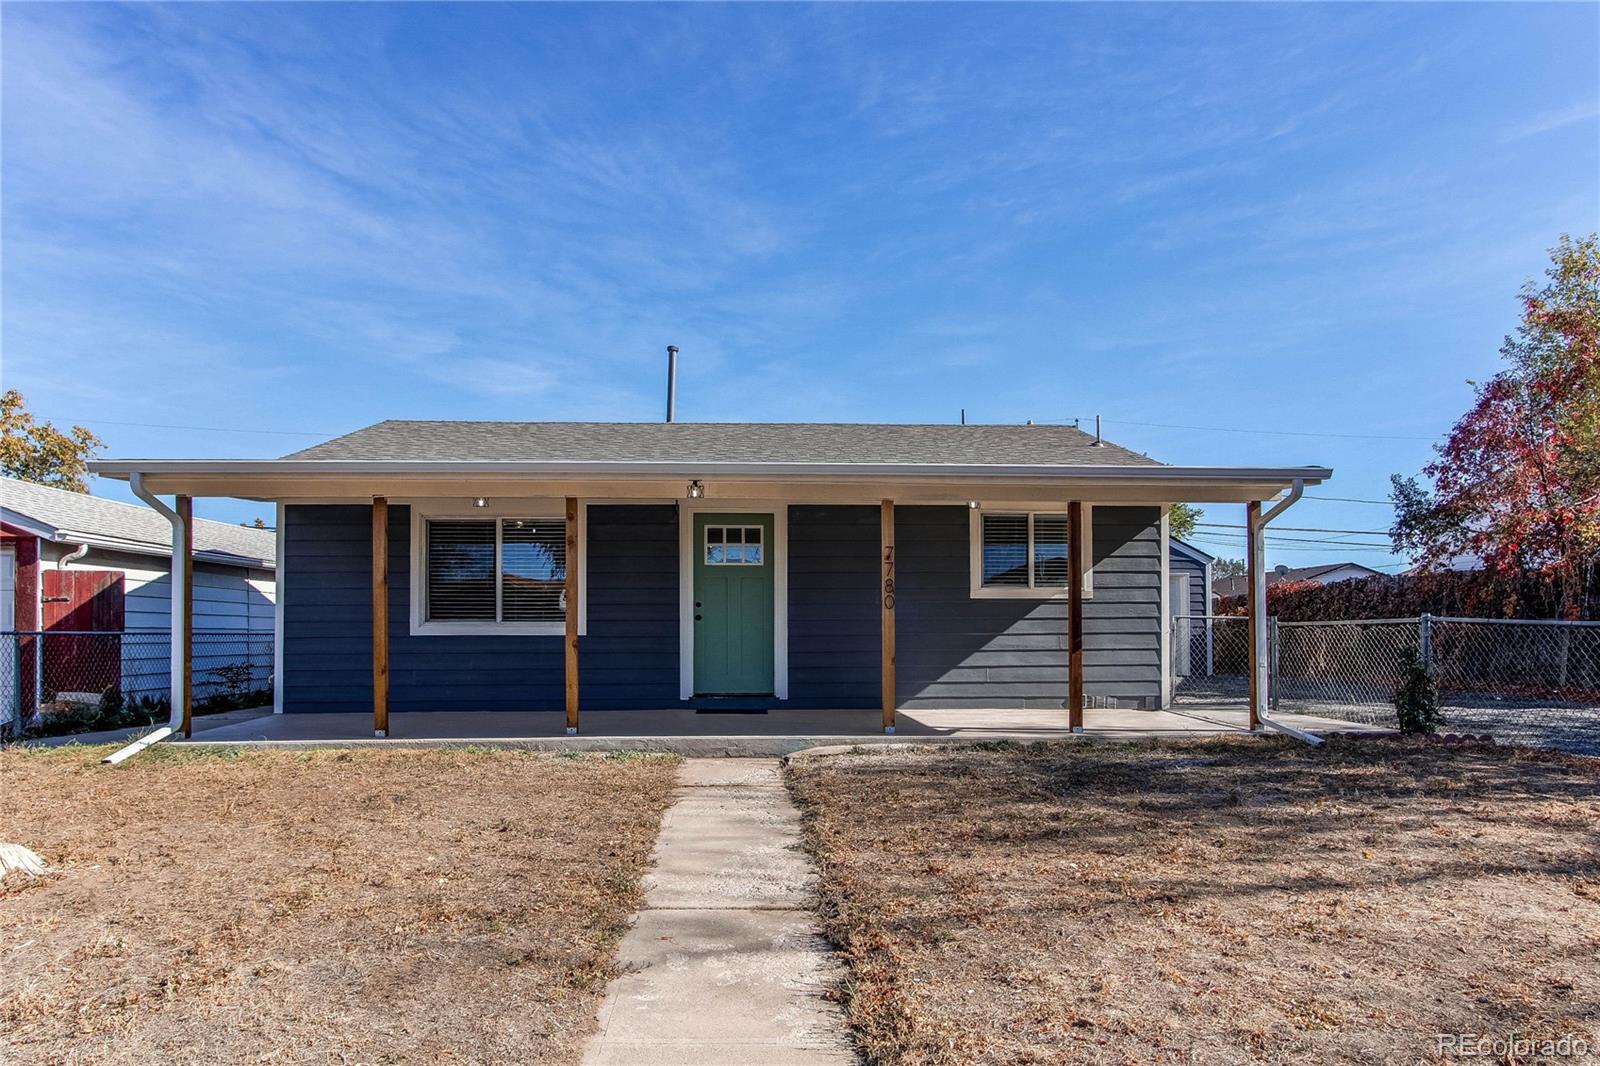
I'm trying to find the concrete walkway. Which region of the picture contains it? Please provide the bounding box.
[583,759,855,1065]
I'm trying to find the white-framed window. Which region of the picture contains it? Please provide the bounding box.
[410,507,583,635]
[969,507,1094,599]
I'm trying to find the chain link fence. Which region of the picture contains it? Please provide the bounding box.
[0,630,273,738]
[1172,615,1600,756]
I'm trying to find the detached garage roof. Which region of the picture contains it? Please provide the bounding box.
[1,477,275,568]
[284,421,1162,466]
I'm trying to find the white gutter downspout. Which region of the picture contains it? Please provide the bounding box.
[56,542,89,568]
[1250,478,1323,746]
[104,473,185,764]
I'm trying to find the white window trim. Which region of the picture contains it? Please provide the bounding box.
[408,502,586,637]
[969,505,1095,599]
[679,501,788,701]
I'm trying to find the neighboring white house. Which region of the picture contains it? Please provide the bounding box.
[2,476,276,633]
[2,477,276,719]
[1212,561,1383,600]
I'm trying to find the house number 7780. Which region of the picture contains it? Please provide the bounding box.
[882,545,895,610]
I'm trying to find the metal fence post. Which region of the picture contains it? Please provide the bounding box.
[1419,613,1433,674]
[1269,617,1281,712]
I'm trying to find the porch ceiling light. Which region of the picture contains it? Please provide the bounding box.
[968,500,980,509]
[473,497,488,508]
[687,480,705,499]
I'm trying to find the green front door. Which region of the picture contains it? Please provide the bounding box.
[693,512,776,695]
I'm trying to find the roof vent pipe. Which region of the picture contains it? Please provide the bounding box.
[1091,415,1105,447]
[665,345,679,423]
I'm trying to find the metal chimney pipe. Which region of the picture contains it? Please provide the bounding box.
[666,345,679,423]
[1092,415,1105,447]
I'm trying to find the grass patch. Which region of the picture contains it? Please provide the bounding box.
[1,746,680,1064]
[786,737,1600,1065]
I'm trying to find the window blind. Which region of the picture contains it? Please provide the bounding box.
[425,520,496,620]
[1033,514,1070,588]
[980,513,1029,587]
[501,518,566,621]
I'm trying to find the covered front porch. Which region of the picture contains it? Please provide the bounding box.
[89,424,1334,755]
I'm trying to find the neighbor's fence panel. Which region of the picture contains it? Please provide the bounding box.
[0,630,274,737]
[1171,615,1600,756]
[1426,618,1600,755]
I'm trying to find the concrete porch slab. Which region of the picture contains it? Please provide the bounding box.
[158,705,1385,755]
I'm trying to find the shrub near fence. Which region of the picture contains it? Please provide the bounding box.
[0,630,273,737]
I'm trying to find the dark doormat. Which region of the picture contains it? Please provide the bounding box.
[694,708,770,715]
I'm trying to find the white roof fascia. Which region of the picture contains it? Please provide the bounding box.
[1169,538,1216,565]
[0,510,61,541]
[3,518,273,570]
[92,459,1332,482]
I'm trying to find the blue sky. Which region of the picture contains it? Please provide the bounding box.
[3,3,1597,567]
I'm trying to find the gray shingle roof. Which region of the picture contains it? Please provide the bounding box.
[283,421,1160,467]
[1,477,275,567]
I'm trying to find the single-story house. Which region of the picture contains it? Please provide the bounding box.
[1212,560,1382,599]
[90,420,1329,737]
[1,475,275,715]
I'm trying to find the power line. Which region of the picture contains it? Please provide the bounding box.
[1052,416,1437,443]
[45,415,334,437]
[1303,494,1395,506]
[1188,532,1397,549]
[1195,521,1392,536]
[1189,540,1398,554]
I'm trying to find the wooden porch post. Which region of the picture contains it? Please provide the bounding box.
[176,495,193,739]
[1068,500,1085,732]
[372,496,389,738]
[565,496,579,734]
[1246,499,1263,731]
[880,499,896,735]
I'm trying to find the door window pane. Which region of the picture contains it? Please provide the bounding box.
[706,526,765,565]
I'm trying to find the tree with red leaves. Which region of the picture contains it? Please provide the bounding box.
[1392,234,1600,619]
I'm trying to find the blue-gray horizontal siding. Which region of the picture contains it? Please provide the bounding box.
[896,505,1162,709]
[282,503,677,712]
[581,505,679,708]
[282,501,1162,712]
[787,505,879,707]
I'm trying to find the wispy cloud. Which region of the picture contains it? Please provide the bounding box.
[1504,100,1600,142]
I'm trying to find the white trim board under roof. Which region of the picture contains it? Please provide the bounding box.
[89,420,1331,504]
[89,461,1331,505]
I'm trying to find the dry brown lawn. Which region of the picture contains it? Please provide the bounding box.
[0,745,680,1065]
[787,737,1600,1066]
